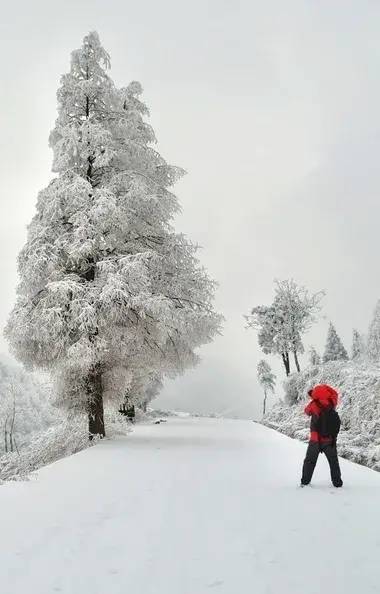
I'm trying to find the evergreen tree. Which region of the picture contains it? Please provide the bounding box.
[257,360,276,416]
[309,346,321,367]
[5,32,222,437]
[352,329,365,360]
[367,300,380,362]
[323,323,348,363]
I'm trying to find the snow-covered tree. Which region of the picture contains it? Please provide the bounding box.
[246,280,323,376]
[257,360,276,416]
[323,323,348,363]
[5,32,222,438]
[139,373,163,412]
[118,369,163,420]
[246,304,286,364]
[309,346,321,367]
[352,329,365,361]
[367,300,380,362]
[119,369,162,412]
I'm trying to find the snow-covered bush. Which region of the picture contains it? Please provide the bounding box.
[0,356,133,481]
[264,360,380,471]
[0,415,90,481]
[0,405,131,482]
[283,361,354,406]
[0,358,59,455]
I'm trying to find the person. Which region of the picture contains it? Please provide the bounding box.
[300,384,343,488]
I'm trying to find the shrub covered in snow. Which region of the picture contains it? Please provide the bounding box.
[0,357,132,481]
[0,415,91,481]
[0,359,60,455]
[0,406,131,482]
[263,360,380,471]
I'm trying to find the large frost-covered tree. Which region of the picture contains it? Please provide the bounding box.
[6,32,222,437]
[246,280,323,376]
[367,300,380,362]
[323,323,348,363]
[257,359,276,416]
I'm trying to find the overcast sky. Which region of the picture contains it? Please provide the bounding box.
[1,0,380,418]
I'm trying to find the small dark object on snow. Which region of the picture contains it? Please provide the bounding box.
[118,403,136,423]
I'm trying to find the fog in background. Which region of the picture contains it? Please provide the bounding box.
[1,0,380,419]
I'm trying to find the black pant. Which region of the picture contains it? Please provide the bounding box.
[301,441,343,487]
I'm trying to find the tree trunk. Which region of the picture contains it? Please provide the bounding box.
[87,369,105,439]
[263,389,267,417]
[293,351,301,373]
[281,352,291,376]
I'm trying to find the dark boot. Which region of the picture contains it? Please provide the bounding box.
[301,441,320,485]
[322,443,343,487]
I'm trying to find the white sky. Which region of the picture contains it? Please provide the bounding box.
[1,0,380,418]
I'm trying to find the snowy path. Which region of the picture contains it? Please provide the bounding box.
[1,418,380,594]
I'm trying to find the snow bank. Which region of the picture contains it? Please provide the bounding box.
[0,358,132,481]
[264,361,380,471]
[0,407,131,482]
[0,358,59,455]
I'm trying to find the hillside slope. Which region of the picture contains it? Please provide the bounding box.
[264,361,380,470]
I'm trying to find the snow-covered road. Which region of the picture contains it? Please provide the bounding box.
[1,417,380,594]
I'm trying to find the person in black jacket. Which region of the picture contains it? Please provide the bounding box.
[301,384,343,488]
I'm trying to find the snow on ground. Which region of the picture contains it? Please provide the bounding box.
[1,417,380,594]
